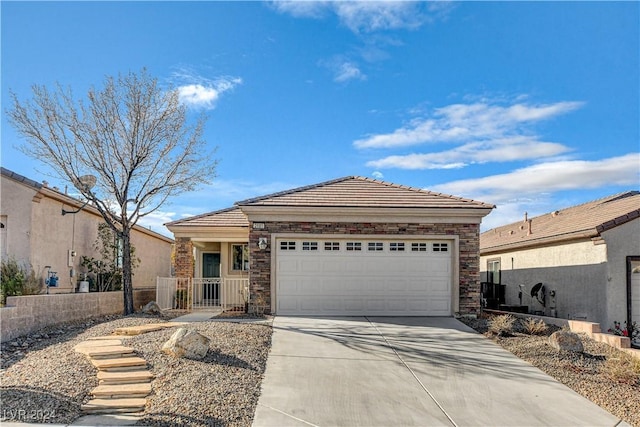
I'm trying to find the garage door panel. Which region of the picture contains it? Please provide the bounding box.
[276,238,453,316]
[278,260,299,273]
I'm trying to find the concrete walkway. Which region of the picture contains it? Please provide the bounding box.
[253,316,630,427]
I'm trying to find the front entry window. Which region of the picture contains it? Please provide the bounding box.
[232,244,249,271]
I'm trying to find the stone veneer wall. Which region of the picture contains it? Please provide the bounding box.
[174,237,194,278]
[0,292,124,342]
[249,221,481,316]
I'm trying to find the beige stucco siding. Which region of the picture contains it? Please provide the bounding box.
[1,172,173,295]
[601,218,640,329]
[130,228,172,289]
[479,225,640,328]
[1,175,35,265]
[480,240,607,270]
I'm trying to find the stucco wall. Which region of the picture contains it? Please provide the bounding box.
[480,239,616,326]
[1,173,173,295]
[602,218,640,329]
[0,175,35,264]
[249,221,481,316]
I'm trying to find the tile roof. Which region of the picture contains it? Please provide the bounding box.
[480,191,640,252]
[165,206,249,228]
[236,176,494,209]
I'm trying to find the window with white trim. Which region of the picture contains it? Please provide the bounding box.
[324,242,340,251]
[433,243,448,252]
[411,242,428,252]
[302,241,318,251]
[368,242,384,251]
[346,242,362,251]
[389,242,405,252]
[232,244,249,271]
[280,241,296,251]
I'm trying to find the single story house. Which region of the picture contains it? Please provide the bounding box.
[166,176,494,316]
[1,167,173,305]
[479,191,640,336]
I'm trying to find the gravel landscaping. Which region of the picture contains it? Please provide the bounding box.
[2,312,638,426]
[0,313,272,426]
[460,315,640,427]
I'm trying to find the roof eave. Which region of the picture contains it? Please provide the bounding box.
[239,205,493,223]
[480,229,598,255]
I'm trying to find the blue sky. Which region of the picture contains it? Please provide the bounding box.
[2,1,638,236]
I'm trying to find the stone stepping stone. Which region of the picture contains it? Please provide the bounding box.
[76,345,135,358]
[81,398,147,414]
[87,335,132,340]
[112,322,187,336]
[91,356,147,371]
[91,383,152,399]
[98,370,154,385]
[75,340,124,351]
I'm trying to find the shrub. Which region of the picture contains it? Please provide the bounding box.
[524,318,548,335]
[0,258,42,305]
[489,314,516,336]
[602,354,640,385]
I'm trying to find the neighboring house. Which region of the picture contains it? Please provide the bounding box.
[0,167,173,301]
[166,176,494,316]
[480,191,640,334]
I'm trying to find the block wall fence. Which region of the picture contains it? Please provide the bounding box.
[1,289,156,342]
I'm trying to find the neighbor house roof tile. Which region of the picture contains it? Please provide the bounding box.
[480,191,640,253]
[236,176,494,209]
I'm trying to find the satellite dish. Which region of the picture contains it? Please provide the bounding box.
[76,175,96,190]
[530,282,546,307]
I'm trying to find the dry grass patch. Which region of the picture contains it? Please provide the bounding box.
[488,314,516,336]
[523,318,548,335]
[602,354,640,385]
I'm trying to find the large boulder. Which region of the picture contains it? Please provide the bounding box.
[142,301,162,315]
[162,328,210,359]
[549,331,584,353]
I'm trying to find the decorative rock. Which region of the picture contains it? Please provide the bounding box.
[161,328,210,359]
[142,301,162,315]
[549,331,584,353]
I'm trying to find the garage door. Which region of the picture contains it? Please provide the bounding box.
[275,238,453,316]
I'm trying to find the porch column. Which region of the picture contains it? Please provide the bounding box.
[174,237,194,278]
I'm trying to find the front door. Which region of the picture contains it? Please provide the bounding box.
[202,253,220,301]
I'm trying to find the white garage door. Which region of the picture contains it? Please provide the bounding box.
[275,238,453,316]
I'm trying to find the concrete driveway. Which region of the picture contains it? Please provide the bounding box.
[253,316,629,427]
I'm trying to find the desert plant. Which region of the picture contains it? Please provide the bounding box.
[524,318,548,335]
[489,314,516,336]
[252,293,267,317]
[602,354,640,385]
[0,258,42,305]
[175,288,191,309]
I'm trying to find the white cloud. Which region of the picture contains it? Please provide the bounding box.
[172,68,242,109]
[428,153,640,231]
[137,210,176,237]
[371,171,384,179]
[270,1,446,33]
[430,153,640,204]
[321,56,367,83]
[367,136,571,170]
[354,100,583,149]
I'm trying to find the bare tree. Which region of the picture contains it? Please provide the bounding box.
[7,69,217,314]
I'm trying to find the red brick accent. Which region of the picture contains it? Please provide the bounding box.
[174,237,194,278]
[249,222,481,316]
